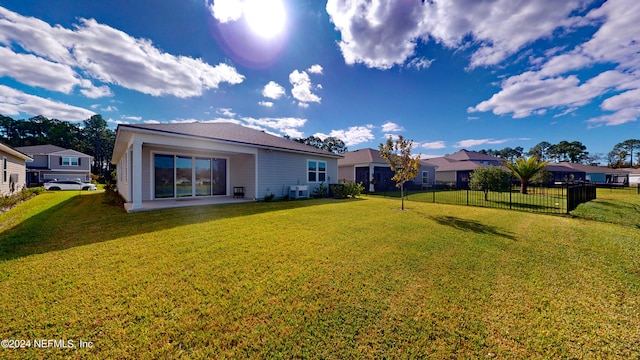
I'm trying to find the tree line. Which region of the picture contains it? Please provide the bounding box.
[477,139,640,168]
[0,114,115,180]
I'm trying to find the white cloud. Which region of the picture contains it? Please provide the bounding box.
[381,121,404,132]
[209,0,244,23]
[258,101,274,107]
[242,116,307,137]
[319,125,375,146]
[469,0,640,126]
[454,138,530,148]
[0,6,244,100]
[262,81,286,99]
[289,69,321,106]
[326,0,586,70]
[0,85,95,121]
[407,57,434,70]
[123,115,142,121]
[216,108,236,117]
[420,141,446,150]
[297,102,309,108]
[307,64,323,74]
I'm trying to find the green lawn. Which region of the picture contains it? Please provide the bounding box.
[1,191,639,358]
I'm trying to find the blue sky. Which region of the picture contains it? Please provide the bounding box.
[0,0,639,159]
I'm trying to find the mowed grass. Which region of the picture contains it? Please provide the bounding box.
[0,191,639,358]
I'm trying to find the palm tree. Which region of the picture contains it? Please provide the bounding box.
[506,157,549,194]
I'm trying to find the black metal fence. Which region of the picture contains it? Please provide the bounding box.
[375,183,597,214]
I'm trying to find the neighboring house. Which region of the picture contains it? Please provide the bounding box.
[427,150,505,189]
[625,168,640,186]
[111,122,342,212]
[15,145,93,186]
[0,142,32,196]
[554,162,628,185]
[337,148,436,191]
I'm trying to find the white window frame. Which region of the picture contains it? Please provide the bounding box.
[62,157,79,166]
[307,160,327,183]
[422,170,429,184]
[2,156,7,184]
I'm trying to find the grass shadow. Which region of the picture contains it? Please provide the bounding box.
[0,192,364,261]
[427,215,517,241]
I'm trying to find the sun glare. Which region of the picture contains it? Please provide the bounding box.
[244,0,287,39]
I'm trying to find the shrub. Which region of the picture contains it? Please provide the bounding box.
[312,182,328,198]
[0,187,44,210]
[330,182,364,199]
[263,193,275,202]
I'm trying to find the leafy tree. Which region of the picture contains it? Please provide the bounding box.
[288,135,348,154]
[469,166,512,201]
[611,139,640,167]
[506,157,549,194]
[0,113,116,180]
[527,141,552,161]
[379,136,421,210]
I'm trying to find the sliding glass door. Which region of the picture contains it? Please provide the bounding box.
[154,154,174,198]
[154,154,227,199]
[195,158,211,196]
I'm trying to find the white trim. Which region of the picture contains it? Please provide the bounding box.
[307,159,327,183]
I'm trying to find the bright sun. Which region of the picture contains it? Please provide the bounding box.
[244,0,287,39]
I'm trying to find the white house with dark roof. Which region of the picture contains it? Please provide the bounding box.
[338,148,436,191]
[15,144,93,185]
[111,122,342,212]
[0,142,32,196]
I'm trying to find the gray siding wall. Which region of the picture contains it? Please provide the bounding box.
[116,149,131,203]
[0,153,27,195]
[257,149,338,199]
[28,154,49,169]
[229,153,256,199]
[49,155,92,172]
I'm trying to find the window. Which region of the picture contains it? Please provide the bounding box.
[154,154,175,198]
[2,157,6,183]
[154,154,227,199]
[422,170,429,184]
[62,157,79,166]
[308,160,326,183]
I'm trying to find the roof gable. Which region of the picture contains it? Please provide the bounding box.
[338,148,387,165]
[119,122,341,158]
[0,142,33,161]
[15,144,66,155]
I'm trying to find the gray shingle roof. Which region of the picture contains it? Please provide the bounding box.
[15,144,66,155]
[120,122,342,158]
[338,148,387,165]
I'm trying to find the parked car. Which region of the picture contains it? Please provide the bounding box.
[44,180,97,191]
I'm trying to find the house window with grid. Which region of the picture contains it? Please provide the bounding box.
[308,160,326,183]
[422,170,430,184]
[62,157,79,166]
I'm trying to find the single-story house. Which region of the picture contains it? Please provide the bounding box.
[111,122,342,212]
[0,142,32,196]
[15,145,93,185]
[427,150,505,189]
[554,162,629,186]
[337,148,436,191]
[626,168,640,186]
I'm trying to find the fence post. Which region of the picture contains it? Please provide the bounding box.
[466,189,469,206]
[509,189,512,210]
